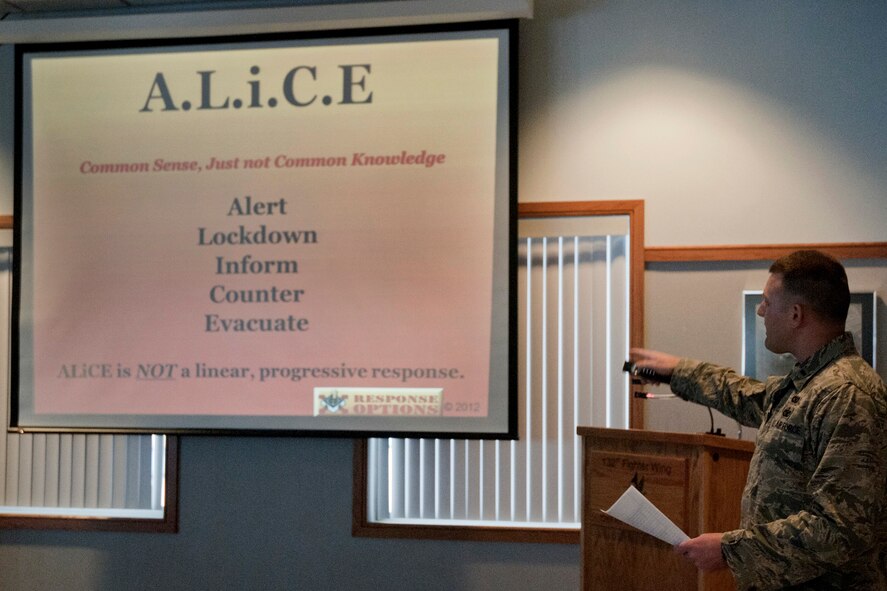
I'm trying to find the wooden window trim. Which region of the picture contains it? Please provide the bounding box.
[2,215,181,532]
[0,436,178,532]
[645,242,887,263]
[353,200,645,544]
[351,439,579,543]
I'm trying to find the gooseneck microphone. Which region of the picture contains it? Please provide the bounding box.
[624,361,725,436]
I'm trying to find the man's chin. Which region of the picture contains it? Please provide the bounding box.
[763,337,782,355]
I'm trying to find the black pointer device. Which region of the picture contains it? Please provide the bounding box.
[622,361,671,384]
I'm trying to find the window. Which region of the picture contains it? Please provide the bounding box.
[353,201,644,542]
[0,246,177,531]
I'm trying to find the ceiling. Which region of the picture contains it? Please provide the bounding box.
[0,0,351,19]
[0,0,524,43]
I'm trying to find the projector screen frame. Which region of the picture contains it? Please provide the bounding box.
[11,19,518,439]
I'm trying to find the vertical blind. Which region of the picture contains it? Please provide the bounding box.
[0,431,165,518]
[366,225,630,528]
[0,249,165,518]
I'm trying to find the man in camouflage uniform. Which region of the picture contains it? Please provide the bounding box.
[631,250,886,590]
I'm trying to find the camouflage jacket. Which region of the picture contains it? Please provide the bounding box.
[671,333,887,591]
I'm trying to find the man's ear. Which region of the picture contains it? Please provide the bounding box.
[790,302,805,327]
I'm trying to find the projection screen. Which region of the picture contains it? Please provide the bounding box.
[12,22,516,437]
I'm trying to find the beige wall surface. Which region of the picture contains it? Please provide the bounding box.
[518,3,887,247]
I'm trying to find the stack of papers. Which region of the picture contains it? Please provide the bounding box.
[601,485,689,545]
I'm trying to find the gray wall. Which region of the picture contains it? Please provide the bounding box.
[2,1,886,590]
[1,437,580,591]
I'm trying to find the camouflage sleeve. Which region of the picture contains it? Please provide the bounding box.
[669,358,767,428]
[720,383,887,591]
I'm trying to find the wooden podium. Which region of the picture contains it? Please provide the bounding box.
[578,427,755,591]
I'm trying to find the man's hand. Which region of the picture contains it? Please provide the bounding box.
[628,348,681,383]
[675,533,727,572]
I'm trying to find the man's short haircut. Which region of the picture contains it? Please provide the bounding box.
[769,250,850,324]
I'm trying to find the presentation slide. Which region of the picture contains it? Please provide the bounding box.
[13,24,515,436]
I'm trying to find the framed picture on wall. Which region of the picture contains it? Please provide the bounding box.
[742,291,877,380]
